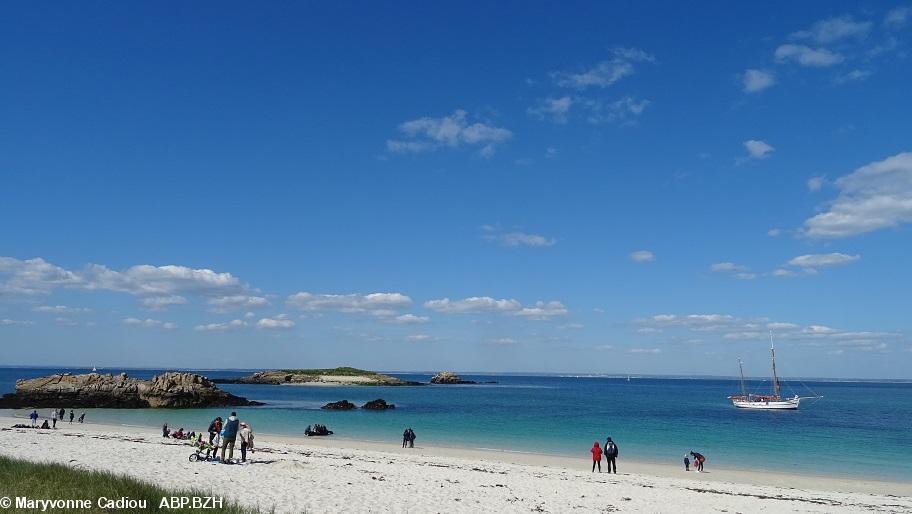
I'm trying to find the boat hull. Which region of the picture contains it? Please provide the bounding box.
[731,397,800,410]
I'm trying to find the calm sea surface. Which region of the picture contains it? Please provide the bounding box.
[2,367,910,482]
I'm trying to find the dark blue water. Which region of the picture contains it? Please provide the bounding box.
[2,367,910,482]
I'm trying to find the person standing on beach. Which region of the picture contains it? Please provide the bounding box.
[29,410,38,427]
[690,451,705,472]
[402,428,409,448]
[69,410,74,423]
[59,407,65,420]
[51,410,58,429]
[239,422,254,463]
[683,454,690,471]
[208,417,222,445]
[590,441,602,472]
[220,412,240,463]
[408,428,416,448]
[603,437,619,474]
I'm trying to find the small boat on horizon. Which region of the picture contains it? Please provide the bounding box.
[728,332,821,410]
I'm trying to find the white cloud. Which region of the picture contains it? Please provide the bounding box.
[770,268,797,278]
[528,96,573,123]
[640,312,901,353]
[208,295,269,313]
[123,317,176,330]
[483,226,556,247]
[629,347,661,354]
[767,228,781,237]
[1,319,34,326]
[743,140,775,159]
[424,296,567,319]
[386,110,512,157]
[0,257,82,295]
[775,44,844,67]
[194,319,247,332]
[710,262,748,273]
[630,250,655,263]
[886,6,912,28]
[736,272,757,280]
[257,314,295,330]
[791,15,872,43]
[637,327,662,334]
[553,47,654,89]
[742,69,776,93]
[802,152,912,238]
[581,96,650,124]
[835,69,872,83]
[286,291,412,319]
[407,334,431,342]
[33,305,91,314]
[545,147,557,158]
[489,337,518,346]
[140,295,188,310]
[388,314,430,325]
[786,253,860,268]
[807,176,826,192]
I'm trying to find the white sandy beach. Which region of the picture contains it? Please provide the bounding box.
[0,415,909,513]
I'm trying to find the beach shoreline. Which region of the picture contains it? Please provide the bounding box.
[1,415,908,500]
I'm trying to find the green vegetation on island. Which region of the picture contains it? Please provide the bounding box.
[213,367,423,386]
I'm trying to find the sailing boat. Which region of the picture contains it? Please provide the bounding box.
[728,332,818,410]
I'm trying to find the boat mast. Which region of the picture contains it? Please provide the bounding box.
[769,330,781,398]
[738,358,747,398]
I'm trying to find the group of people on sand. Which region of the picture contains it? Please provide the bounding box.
[401,427,416,448]
[196,412,255,464]
[684,451,706,472]
[590,437,620,473]
[161,423,196,440]
[28,408,84,429]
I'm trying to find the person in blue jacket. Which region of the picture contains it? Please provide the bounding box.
[220,412,240,463]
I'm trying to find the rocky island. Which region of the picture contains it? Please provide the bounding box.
[214,367,423,387]
[321,400,357,410]
[429,371,477,384]
[0,372,260,409]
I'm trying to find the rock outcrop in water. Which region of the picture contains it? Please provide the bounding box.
[0,372,260,409]
[429,371,476,384]
[362,399,395,410]
[321,400,357,410]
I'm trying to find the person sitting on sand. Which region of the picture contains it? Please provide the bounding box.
[591,441,602,472]
[29,410,39,427]
[173,428,184,439]
[690,451,705,472]
[40,419,50,429]
[684,454,690,471]
[78,413,85,423]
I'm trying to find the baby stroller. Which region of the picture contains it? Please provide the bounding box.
[189,439,220,462]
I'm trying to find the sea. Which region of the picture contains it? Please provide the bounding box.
[2,367,910,482]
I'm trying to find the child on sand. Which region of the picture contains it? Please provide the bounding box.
[684,454,690,471]
[590,442,602,472]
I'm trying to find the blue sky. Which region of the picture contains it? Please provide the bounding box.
[1,2,911,378]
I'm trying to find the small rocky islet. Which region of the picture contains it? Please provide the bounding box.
[321,398,396,410]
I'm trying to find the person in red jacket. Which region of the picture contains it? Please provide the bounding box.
[590,441,602,472]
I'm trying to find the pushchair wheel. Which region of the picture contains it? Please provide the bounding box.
[189,453,199,462]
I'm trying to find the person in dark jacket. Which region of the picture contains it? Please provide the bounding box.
[69,410,74,423]
[603,437,619,473]
[683,454,690,471]
[220,412,240,463]
[208,417,222,445]
[402,428,410,448]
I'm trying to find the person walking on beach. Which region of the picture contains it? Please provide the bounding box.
[69,410,74,423]
[220,412,240,463]
[683,454,690,471]
[59,407,65,420]
[51,410,58,429]
[239,422,254,463]
[208,417,222,445]
[408,428,416,448]
[603,437,619,474]
[402,428,410,448]
[590,441,603,472]
[29,410,38,427]
[690,451,705,472]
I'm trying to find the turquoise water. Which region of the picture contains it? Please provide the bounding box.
[2,367,910,482]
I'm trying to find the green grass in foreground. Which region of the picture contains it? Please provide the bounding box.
[277,366,377,376]
[0,455,265,513]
